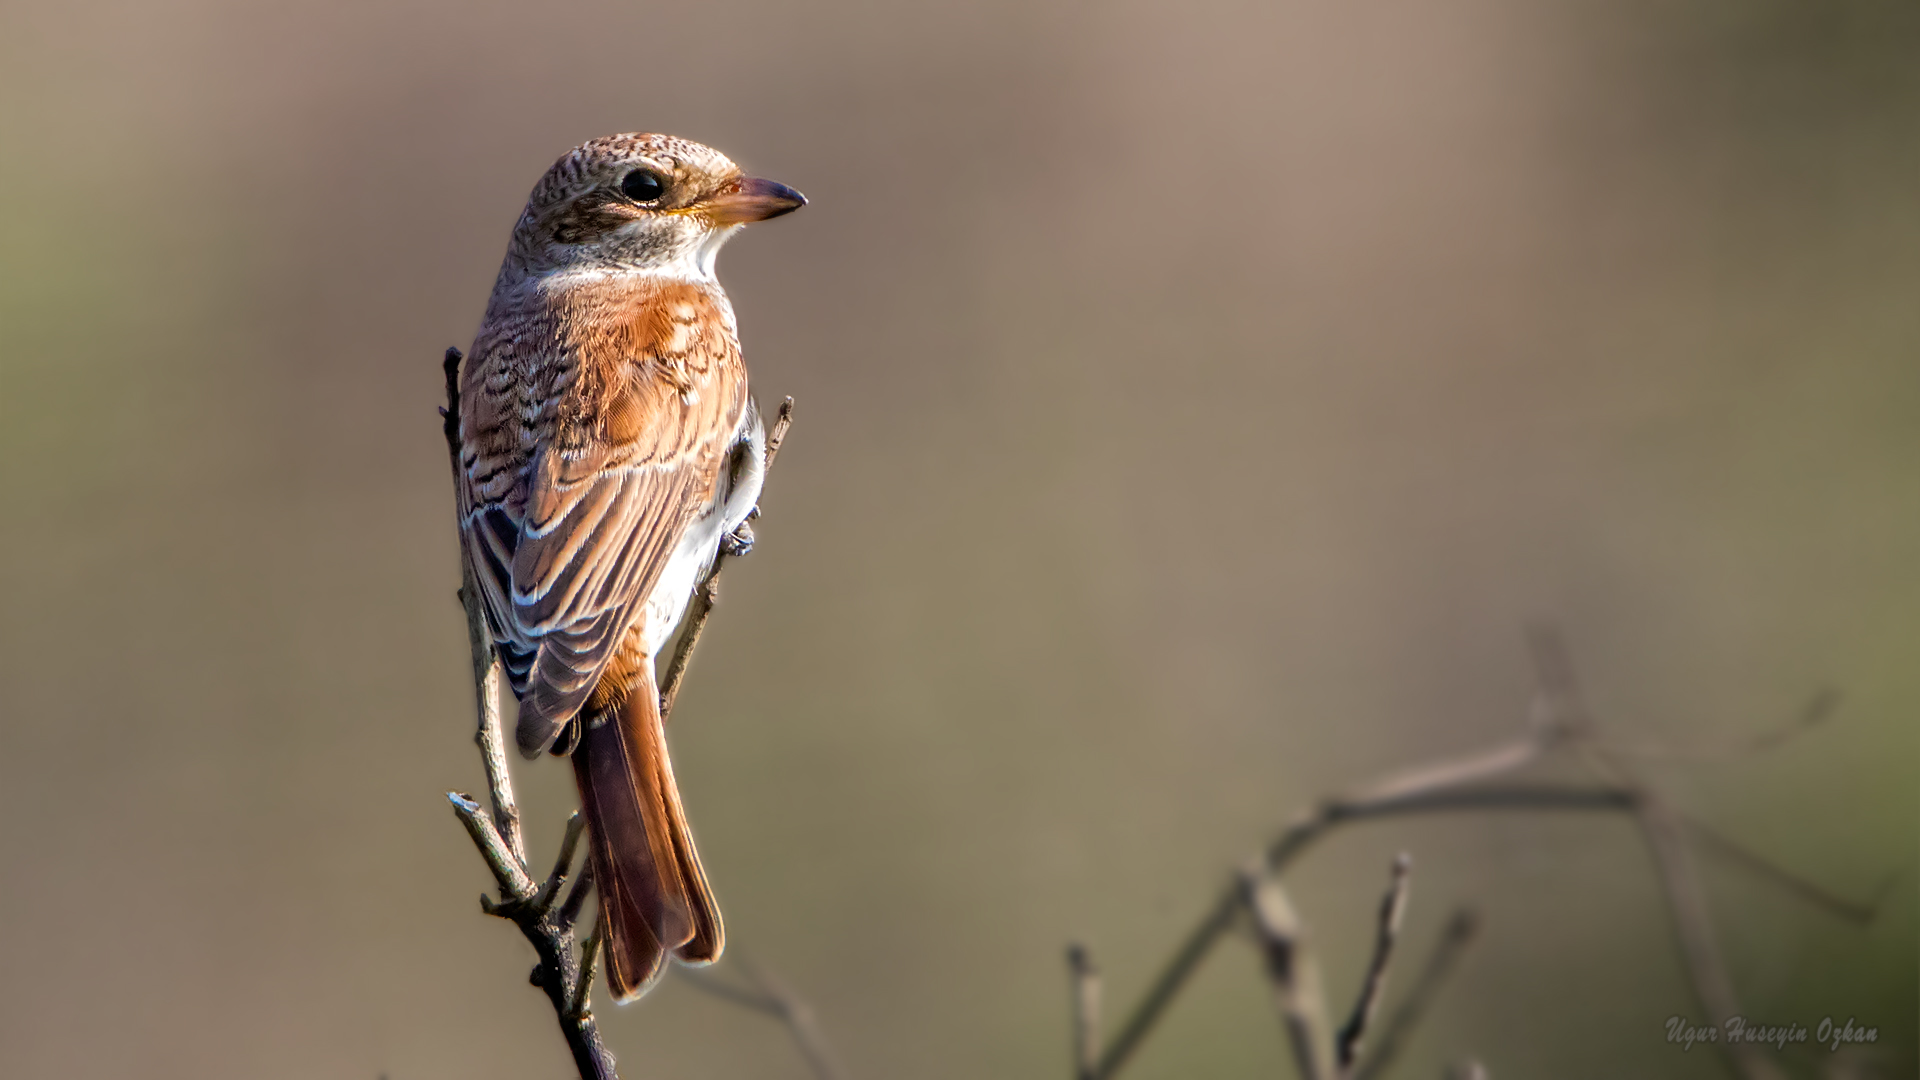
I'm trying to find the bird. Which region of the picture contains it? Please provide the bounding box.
[454,133,804,1001]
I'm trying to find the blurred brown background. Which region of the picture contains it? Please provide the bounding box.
[0,1,1913,1077]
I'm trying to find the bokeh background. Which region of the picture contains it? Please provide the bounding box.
[1,1,1914,1077]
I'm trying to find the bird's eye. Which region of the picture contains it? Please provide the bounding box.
[620,169,667,203]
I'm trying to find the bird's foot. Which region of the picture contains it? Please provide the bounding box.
[720,518,755,557]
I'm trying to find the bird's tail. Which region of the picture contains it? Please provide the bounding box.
[571,665,723,1001]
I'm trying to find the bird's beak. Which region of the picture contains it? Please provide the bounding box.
[698,176,807,225]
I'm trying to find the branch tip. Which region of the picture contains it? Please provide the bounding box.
[1349,906,1481,1080]
[570,919,604,1021]
[535,812,588,915]
[1337,852,1415,1069]
[1239,868,1335,1080]
[443,342,614,1078]
[559,859,596,931]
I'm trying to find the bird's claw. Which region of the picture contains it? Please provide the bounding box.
[720,519,755,557]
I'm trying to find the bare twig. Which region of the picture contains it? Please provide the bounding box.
[1526,626,1789,1080]
[1240,866,1335,1080]
[442,346,617,1080]
[449,791,536,903]
[673,969,783,1014]
[1338,688,1567,807]
[1639,790,1771,1077]
[742,957,850,1080]
[1094,885,1242,1078]
[1522,626,1593,737]
[559,859,596,930]
[1095,783,1630,1079]
[675,955,852,1080]
[445,358,835,1078]
[1336,853,1413,1072]
[659,396,795,722]
[533,811,587,916]
[1067,944,1102,1080]
[444,349,527,865]
[1608,686,1840,762]
[570,919,604,1020]
[1350,909,1481,1080]
[1680,814,1886,925]
[471,651,526,863]
[1091,629,1873,1080]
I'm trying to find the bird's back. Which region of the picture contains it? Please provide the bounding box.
[456,272,749,746]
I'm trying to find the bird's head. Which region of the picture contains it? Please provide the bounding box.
[504,132,805,281]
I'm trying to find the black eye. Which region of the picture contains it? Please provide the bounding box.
[620,169,666,203]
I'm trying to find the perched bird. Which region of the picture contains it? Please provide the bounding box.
[455,133,804,1000]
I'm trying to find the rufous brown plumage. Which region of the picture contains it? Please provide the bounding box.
[455,133,803,1000]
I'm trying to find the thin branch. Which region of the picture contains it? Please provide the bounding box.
[1338,674,1573,809]
[675,955,852,1080]
[1608,686,1840,763]
[442,346,618,1080]
[1349,909,1480,1080]
[471,652,526,865]
[1634,788,1789,1080]
[534,811,587,916]
[449,791,537,902]
[1636,792,1746,1017]
[1526,626,1789,1080]
[444,352,820,1079]
[1095,884,1240,1079]
[1240,865,1335,1080]
[1680,814,1886,925]
[1094,788,1624,1076]
[659,396,795,722]
[1522,624,1594,738]
[559,860,596,931]
[740,956,850,1080]
[675,968,785,1015]
[1093,629,1865,1080]
[570,919,604,1020]
[1337,734,1555,808]
[1095,781,1634,1080]
[1067,944,1102,1080]
[1336,853,1413,1073]
[1520,630,1884,925]
[659,575,721,724]
[444,347,526,866]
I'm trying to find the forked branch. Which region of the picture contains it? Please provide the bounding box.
[1077,630,1883,1080]
[1335,852,1413,1071]
[440,348,831,1079]
[1240,865,1335,1080]
[441,347,619,1079]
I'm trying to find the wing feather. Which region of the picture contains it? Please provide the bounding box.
[455,278,746,752]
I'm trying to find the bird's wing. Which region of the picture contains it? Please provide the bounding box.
[460,280,746,755]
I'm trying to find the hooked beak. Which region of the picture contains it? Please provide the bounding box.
[698,176,807,226]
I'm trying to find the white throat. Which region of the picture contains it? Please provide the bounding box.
[691,224,743,281]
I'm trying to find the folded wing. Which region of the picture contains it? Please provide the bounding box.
[457,280,748,755]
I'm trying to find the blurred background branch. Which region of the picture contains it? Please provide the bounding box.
[1073,628,1889,1080]
[674,956,853,1080]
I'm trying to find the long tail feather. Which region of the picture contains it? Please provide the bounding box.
[571,666,723,1001]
